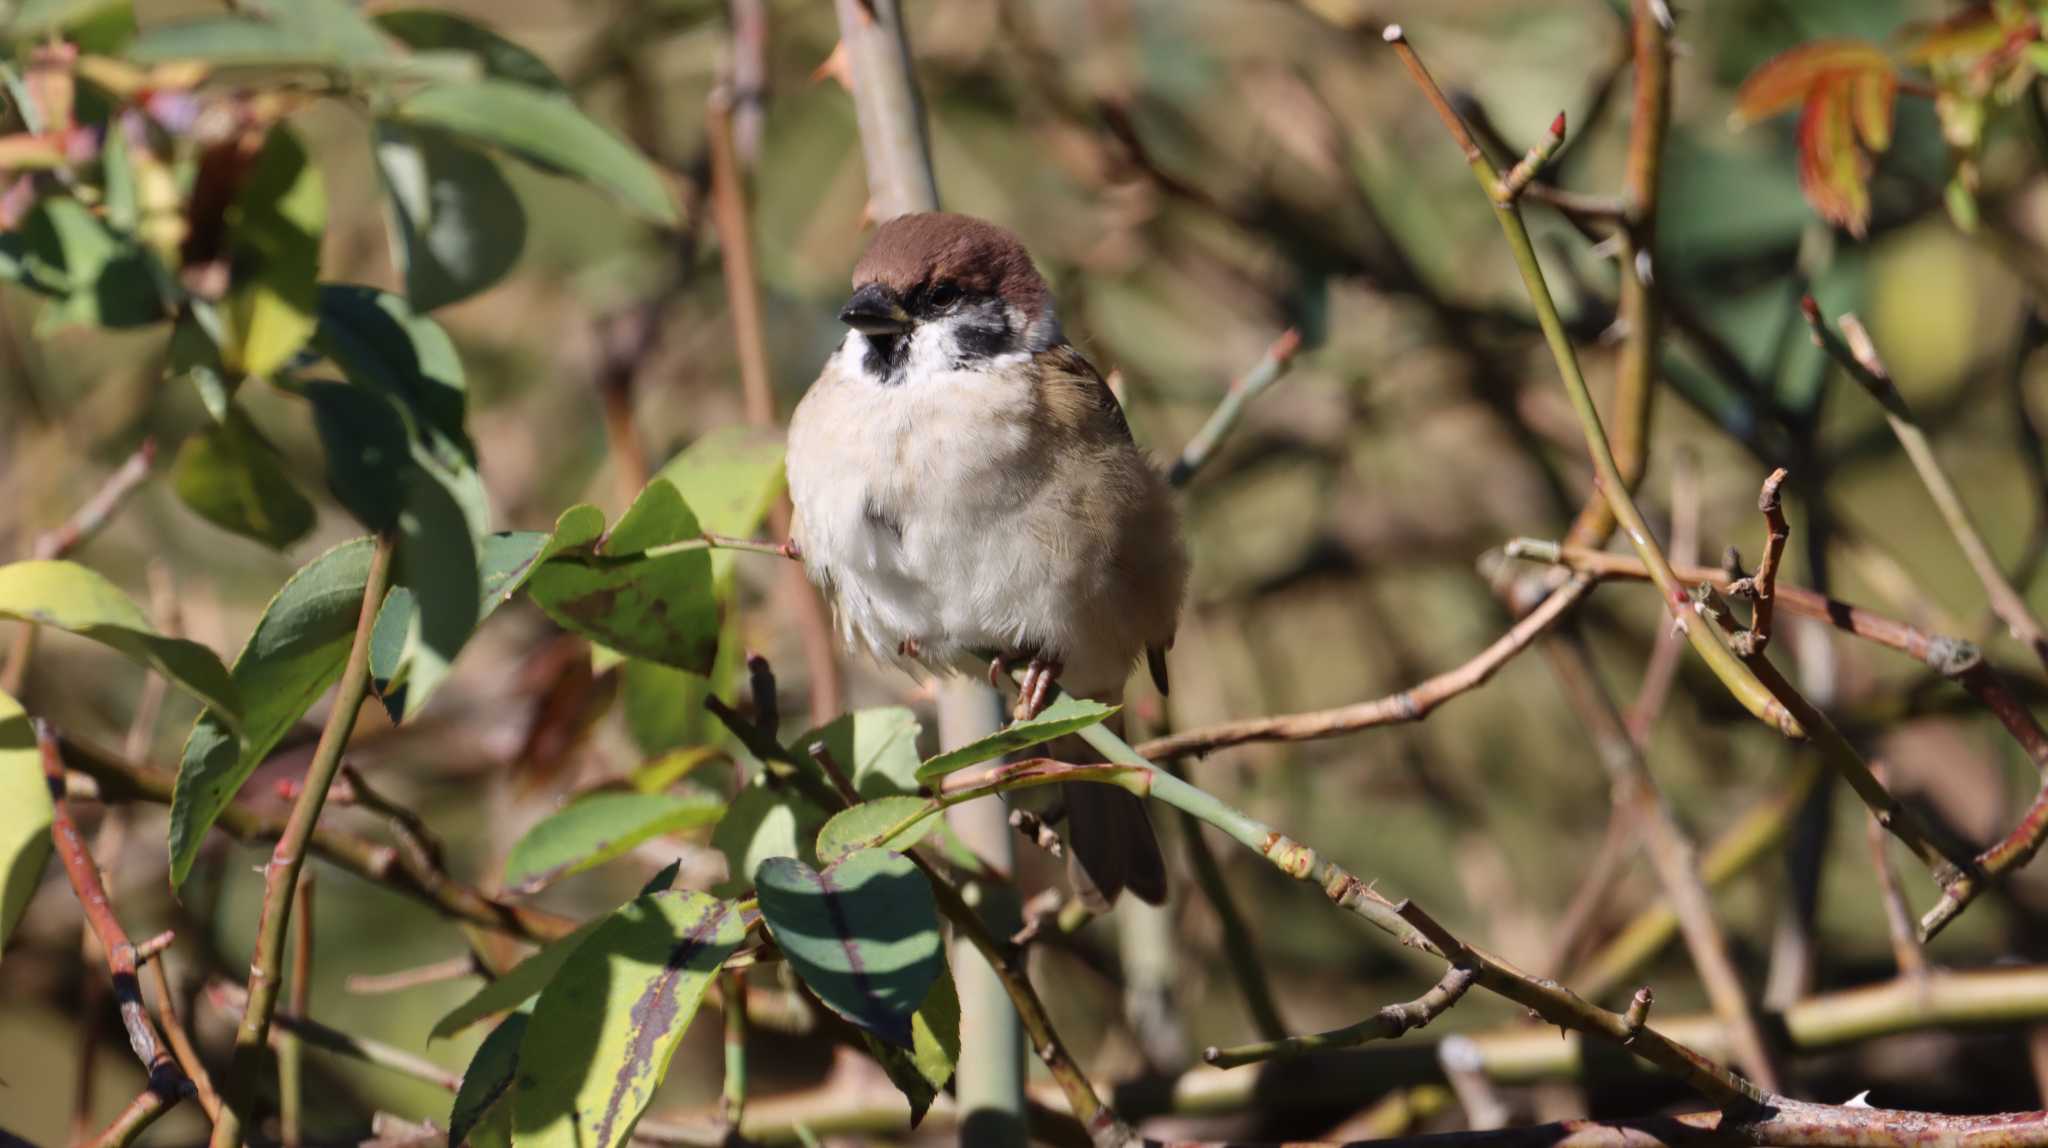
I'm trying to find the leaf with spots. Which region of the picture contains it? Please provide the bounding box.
[511,891,744,1148]
[755,850,942,1048]
[526,478,719,673]
[814,795,936,865]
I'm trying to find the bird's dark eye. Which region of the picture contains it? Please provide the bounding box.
[927,282,961,309]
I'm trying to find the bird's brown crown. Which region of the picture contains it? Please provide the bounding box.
[852,212,1051,319]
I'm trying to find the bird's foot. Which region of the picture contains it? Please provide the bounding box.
[898,636,922,658]
[1014,654,1063,721]
[986,651,1011,690]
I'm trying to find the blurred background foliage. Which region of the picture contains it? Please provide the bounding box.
[5,0,2048,1143]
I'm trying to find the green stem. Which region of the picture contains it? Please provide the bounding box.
[1167,329,1303,487]
[212,534,394,1148]
[1169,760,1286,1042]
[721,970,749,1132]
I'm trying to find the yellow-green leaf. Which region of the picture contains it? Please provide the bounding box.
[0,560,239,724]
[0,690,52,952]
[222,124,324,378]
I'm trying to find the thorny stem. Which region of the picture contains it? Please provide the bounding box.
[1075,718,1766,1107]
[213,533,394,1148]
[1202,964,1474,1069]
[1495,112,1565,202]
[1385,26,1802,739]
[1806,300,2048,671]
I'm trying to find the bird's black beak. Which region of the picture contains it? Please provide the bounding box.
[839,283,912,336]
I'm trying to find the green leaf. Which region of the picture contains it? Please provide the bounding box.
[370,531,551,720]
[794,706,923,799]
[915,695,1118,782]
[222,125,324,378]
[383,466,481,723]
[710,780,824,892]
[127,0,394,70]
[12,0,132,38]
[0,690,53,952]
[392,79,676,225]
[527,479,719,672]
[312,284,479,498]
[512,891,744,1148]
[374,123,526,311]
[814,795,936,866]
[0,560,238,722]
[18,195,163,330]
[627,746,719,793]
[650,427,786,538]
[432,915,603,1041]
[170,404,317,549]
[170,538,374,884]
[755,850,943,1047]
[450,1012,525,1148]
[305,381,414,533]
[502,791,725,895]
[861,965,959,1127]
[372,9,564,91]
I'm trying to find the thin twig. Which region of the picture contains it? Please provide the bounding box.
[213,534,395,1148]
[3,439,158,696]
[1385,25,1802,740]
[34,721,189,1100]
[720,969,748,1135]
[1731,468,1790,657]
[1540,630,1783,1089]
[1135,575,1592,760]
[1202,965,1474,1069]
[1865,764,1931,981]
[1166,329,1303,488]
[345,955,480,995]
[82,1087,179,1148]
[143,956,220,1120]
[280,872,314,1148]
[206,981,461,1092]
[1625,448,1700,743]
[1806,300,2048,670]
[1494,112,1565,202]
[1168,758,1285,1042]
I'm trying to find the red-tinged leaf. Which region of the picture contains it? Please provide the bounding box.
[1798,74,1871,238]
[1903,4,2021,66]
[1851,68,1897,151]
[1734,40,1892,125]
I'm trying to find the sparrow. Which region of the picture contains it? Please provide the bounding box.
[786,212,1187,908]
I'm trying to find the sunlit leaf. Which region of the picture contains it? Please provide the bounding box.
[915,695,1117,782]
[1903,5,2022,66]
[502,791,726,895]
[1850,69,1896,151]
[170,538,373,884]
[17,195,164,330]
[127,0,394,71]
[755,850,943,1047]
[431,916,603,1041]
[392,79,676,225]
[0,690,53,953]
[170,404,317,549]
[792,706,923,799]
[711,780,824,891]
[861,965,959,1127]
[527,479,719,672]
[0,560,238,722]
[512,891,744,1148]
[815,795,936,865]
[651,427,787,538]
[222,124,324,379]
[1798,73,1872,237]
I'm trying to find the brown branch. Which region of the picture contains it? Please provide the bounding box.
[60,732,580,943]
[82,1087,179,1148]
[345,954,480,995]
[3,439,158,696]
[1865,764,1930,981]
[1731,468,1789,658]
[143,956,220,1121]
[1806,300,2048,670]
[1202,964,1475,1069]
[34,720,190,1104]
[213,536,394,1148]
[1135,575,1592,760]
[1131,1101,2048,1148]
[1540,630,1782,1090]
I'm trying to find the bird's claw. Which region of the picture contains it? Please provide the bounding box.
[1014,655,1062,721]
